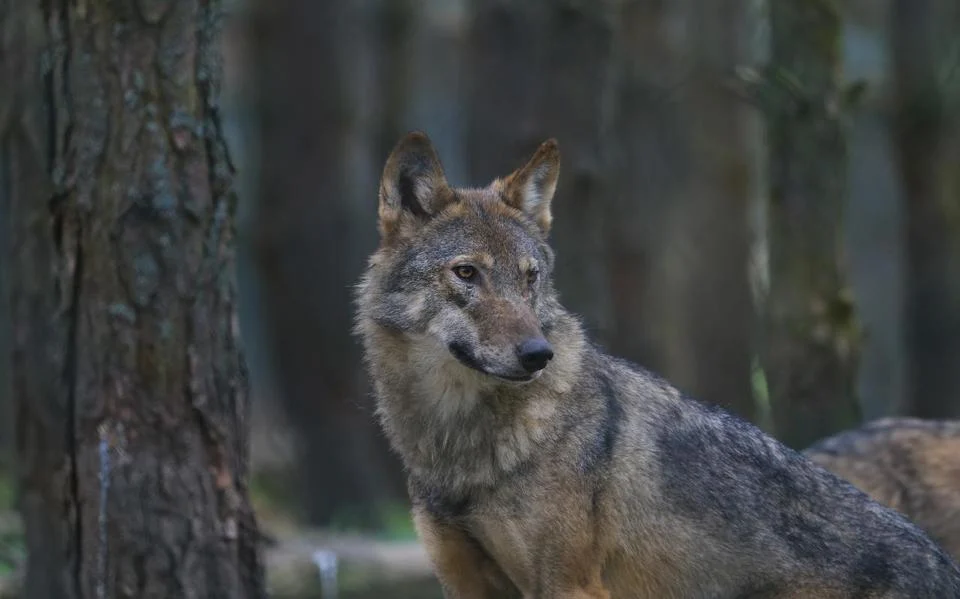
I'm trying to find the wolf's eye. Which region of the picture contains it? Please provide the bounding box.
[453,265,477,282]
[527,268,540,285]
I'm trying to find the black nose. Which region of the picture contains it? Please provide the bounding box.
[516,337,554,373]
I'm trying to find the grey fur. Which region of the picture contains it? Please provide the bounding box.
[355,132,960,598]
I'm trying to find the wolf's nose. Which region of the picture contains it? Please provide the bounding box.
[517,337,554,373]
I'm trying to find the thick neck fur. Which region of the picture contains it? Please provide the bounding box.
[357,306,587,497]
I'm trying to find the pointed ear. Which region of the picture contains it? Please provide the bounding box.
[378,131,454,240]
[501,139,561,234]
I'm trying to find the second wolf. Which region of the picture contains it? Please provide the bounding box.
[805,417,960,560]
[355,131,960,598]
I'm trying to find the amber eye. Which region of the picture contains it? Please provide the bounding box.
[527,268,540,285]
[453,265,478,281]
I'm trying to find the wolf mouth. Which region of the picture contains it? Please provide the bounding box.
[447,342,536,383]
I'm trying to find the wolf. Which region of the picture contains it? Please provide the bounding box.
[354,131,960,598]
[805,417,960,560]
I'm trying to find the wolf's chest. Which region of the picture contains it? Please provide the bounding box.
[466,505,542,594]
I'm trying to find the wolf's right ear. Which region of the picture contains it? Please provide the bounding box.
[501,139,560,235]
[378,131,453,241]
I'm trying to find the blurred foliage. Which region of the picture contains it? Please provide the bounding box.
[752,356,773,432]
[0,467,22,580]
[327,502,418,542]
[0,468,12,512]
[251,468,416,541]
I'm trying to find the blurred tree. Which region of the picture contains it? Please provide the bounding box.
[0,1,13,464]
[250,0,407,528]
[0,231,8,466]
[466,0,757,421]
[401,0,468,184]
[670,0,757,421]
[842,0,904,422]
[891,0,960,419]
[762,0,862,448]
[0,0,29,471]
[464,0,618,341]
[605,0,689,387]
[3,0,266,597]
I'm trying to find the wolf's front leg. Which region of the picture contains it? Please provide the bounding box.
[531,509,611,599]
[412,506,520,599]
[534,567,610,599]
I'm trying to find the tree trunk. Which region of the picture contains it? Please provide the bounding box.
[0,92,9,466]
[465,0,618,342]
[605,0,690,380]
[763,0,862,449]
[891,0,960,419]
[0,0,45,476]
[250,0,407,528]
[5,1,266,597]
[402,0,469,185]
[670,0,757,421]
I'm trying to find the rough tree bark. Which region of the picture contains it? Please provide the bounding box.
[465,0,618,342]
[763,0,862,449]
[891,0,960,419]
[5,0,266,597]
[250,0,406,528]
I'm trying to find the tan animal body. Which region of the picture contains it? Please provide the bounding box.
[806,417,960,559]
[355,131,960,598]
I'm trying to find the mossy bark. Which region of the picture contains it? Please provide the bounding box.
[763,0,862,449]
[5,0,266,596]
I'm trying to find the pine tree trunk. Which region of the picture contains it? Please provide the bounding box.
[892,0,960,419]
[6,1,266,596]
[763,0,862,449]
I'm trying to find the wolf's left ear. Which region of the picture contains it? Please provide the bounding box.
[501,139,561,235]
[378,131,453,241]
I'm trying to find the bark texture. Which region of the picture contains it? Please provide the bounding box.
[6,0,266,597]
[892,0,960,419]
[763,0,862,449]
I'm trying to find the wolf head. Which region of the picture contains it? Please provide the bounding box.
[358,131,563,384]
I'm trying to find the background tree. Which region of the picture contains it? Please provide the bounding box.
[670,0,757,421]
[604,0,690,392]
[891,0,960,419]
[0,0,22,470]
[250,0,407,528]
[4,0,266,596]
[762,0,863,449]
[465,0,618,340]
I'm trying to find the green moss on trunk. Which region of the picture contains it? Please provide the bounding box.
[762,0,863,449]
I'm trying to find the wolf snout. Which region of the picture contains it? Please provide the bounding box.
[516,337,554,373]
